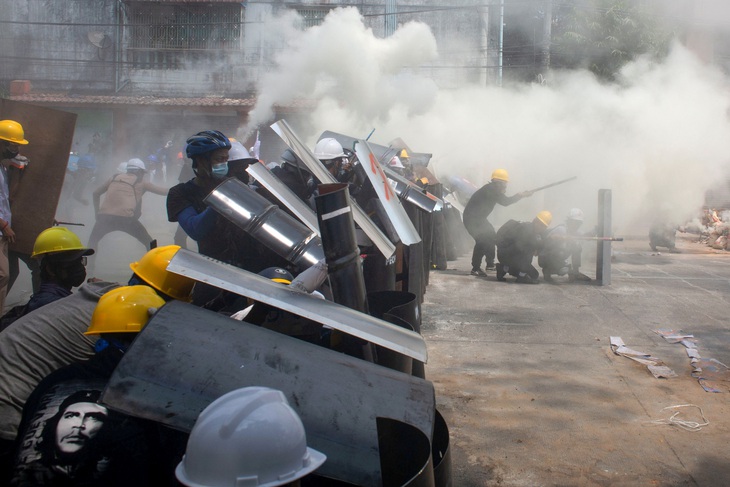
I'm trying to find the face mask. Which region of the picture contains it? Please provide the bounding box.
[211,162,229,179]
[59,260,87,288]
[2,142,18,159]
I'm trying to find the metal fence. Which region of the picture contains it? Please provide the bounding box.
[126,3,242,69]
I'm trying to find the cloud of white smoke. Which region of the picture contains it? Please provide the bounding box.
[244,7,438,134]
[248,7,730,233]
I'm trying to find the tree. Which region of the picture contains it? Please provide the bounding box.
[551,0,675,80]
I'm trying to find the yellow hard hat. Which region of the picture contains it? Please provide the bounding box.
[491,169,509,182]
[129,245,195,302]
[399,149,410,159]
[31,227,94,259]
[536,210,553,226]
[84,285,165,335]
[0,120,29,145]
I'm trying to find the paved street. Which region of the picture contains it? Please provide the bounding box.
[7,222,729,487]
[422,234,730,486]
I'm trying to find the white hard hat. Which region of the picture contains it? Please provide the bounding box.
[567,208,584,222]
[313,138,345,160]
[175,387,326,487]
[228,140,251,161]
[126,158,146,171]
[388,156,405,169]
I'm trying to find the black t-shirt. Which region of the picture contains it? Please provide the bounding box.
[10,348,182,487]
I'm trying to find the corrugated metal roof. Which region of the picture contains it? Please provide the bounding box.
[7,93,317,109]
[123,0,243,3]
[8,93,256,107]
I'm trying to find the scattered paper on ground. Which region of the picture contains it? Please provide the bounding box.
[610,336,677,378]
[655,329,730,392]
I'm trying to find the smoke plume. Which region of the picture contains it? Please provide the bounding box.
[247,7,730,233]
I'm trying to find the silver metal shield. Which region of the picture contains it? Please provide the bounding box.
[167,249,427,362]
[246,162,320,235]
[386,173,444,213]
[204,178,324,269]
[319,130,443,212]
[270,120,396,259]
[353,140,421,245]
[102,301,436,486]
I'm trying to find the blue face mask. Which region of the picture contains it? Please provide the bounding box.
[211,162,229,179]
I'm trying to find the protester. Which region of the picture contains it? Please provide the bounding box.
[538,208,592,282]
[313,138,348,180]
[0,120,26,314]
[649,220,679,253]
[462,169,533,277]
[496,210,552,284]
[0,227,94,329]
[88,158,168,258]
[167,130,286,307]
[9,286,171,487]
[269,148,316,205]
[0,245,194,479]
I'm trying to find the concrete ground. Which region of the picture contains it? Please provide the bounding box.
[422,234,730,486]
[7,209,729,487]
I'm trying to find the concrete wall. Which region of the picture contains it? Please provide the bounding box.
[0,0,117,92]
[1,0,488,96]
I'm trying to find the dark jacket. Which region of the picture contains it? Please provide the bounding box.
[25,283,73,315]
[496,220,541,257]
[462,182,522,231]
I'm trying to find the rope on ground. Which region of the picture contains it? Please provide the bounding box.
[648,404,709,432]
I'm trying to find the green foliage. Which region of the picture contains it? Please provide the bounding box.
[551,0,675,80]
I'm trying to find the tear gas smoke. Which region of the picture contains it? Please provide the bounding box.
[244,7,438,133]
[245,7,730,234]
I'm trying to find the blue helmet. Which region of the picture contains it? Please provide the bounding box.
[185,130,231,159]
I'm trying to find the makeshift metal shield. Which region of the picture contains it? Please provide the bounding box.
[246,161,320,234]
[204,178,324,269]
[353,140,421,246]
[270,120,395,259]
[102,301,436,486]
[384,165,444,213]
[320,130,443,213]
[0,99,77,253]
[167,249,427,362]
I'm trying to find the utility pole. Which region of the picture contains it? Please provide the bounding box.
[480,5,489,86]
[541,0,552,74]
[498,0,504,87]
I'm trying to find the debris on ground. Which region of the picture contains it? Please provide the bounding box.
[648,404,709,431]
[609,336,677,378]
[655,329,730,392]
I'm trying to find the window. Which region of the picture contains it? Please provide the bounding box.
[126,2,242,70]
[295,8,330,29]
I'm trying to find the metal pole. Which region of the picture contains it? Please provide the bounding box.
[480,5,489,86]
[499,0,504,87]
[596,189,612,286]
[542,0,552,73]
